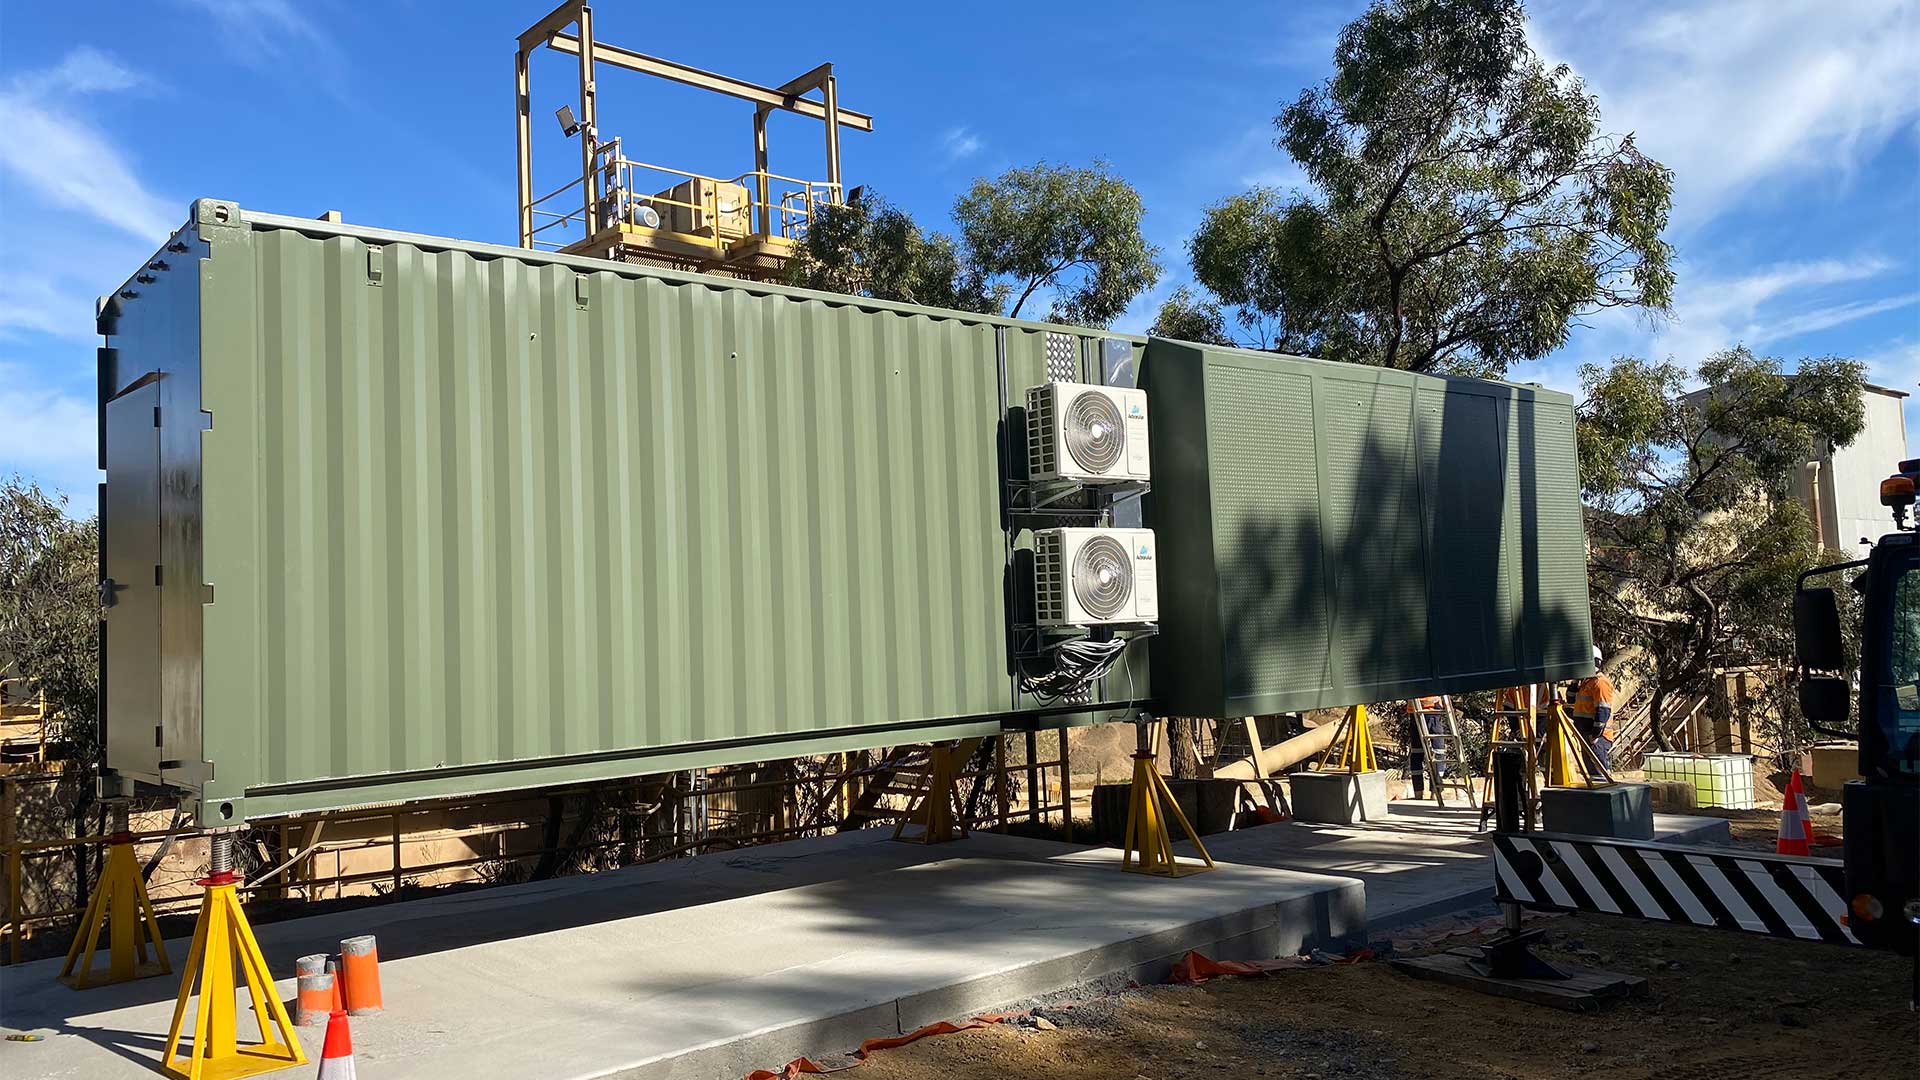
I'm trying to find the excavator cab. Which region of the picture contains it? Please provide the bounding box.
[1792,459,1920,954]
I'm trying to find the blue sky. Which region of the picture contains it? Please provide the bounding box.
[3,0,1917,513]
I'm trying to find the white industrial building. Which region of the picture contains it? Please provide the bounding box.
[1788,383,1911,557]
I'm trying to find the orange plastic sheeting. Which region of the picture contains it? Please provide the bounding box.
[1166,948,1374,984]
[743,1013,1020,1079]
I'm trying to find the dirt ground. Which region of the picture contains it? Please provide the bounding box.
[844,910,1916,1080]
[826,797,1914,1080]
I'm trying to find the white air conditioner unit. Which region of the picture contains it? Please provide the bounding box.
[1026,382,1150,484]
[1033,528,1158,627]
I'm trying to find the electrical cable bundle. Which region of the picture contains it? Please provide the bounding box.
[1019,631,1154,704]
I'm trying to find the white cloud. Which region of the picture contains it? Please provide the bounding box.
[0,50,173,243]
[1754,292,1920,343]
[941,126,983,162]
[0,49,175,343]
[1530,0,1920,225]
[177,0,328,61]
[16,46,144,96]
[0,361,98,507]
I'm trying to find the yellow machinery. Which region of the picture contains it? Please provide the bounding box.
[514,1,872,280]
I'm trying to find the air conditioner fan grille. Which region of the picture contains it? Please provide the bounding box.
[1064,391,1125,474]
[1071,535,1132,621]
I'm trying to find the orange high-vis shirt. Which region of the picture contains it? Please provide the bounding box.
[1412,695,1445,712]
[1496,687,1531,712]
[1572,674,1617,738]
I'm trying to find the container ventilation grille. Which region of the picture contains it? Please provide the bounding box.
[1025,385,1057,479]
[1034,531,1066,624]
[1045,332,1077,382]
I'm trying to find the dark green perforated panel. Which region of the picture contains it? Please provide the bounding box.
[1142,338,1593,718]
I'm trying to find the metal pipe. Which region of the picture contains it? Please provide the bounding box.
[752,108,772,236]
[822,71,841,202]
[575,2,599,237]
[1493,747,1524,833]
[516,48,534,246]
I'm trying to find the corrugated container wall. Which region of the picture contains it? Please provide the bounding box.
[98,201,1594,823]
[98,201,1147,822]
[1142,340,1593,716]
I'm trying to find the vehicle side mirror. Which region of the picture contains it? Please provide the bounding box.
[1798,676,1850,732]
[1793,586,1844,670]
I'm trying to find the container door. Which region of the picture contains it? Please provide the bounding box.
[103,380,162,781]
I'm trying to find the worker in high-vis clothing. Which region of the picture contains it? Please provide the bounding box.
[1568,647,1617,767]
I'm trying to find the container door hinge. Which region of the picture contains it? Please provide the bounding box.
[366,246,384,286]
[575,274,591,310]
[153,405,161,427]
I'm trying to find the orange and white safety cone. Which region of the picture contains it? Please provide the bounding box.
[339,935,383,1016]
[1777,770,1813,856]
[316,1009,357,1079]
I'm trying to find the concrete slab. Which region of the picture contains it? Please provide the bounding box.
[1173,798,1733,931]
[0,829,1361,1080]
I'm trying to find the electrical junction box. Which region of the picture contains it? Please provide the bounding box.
[1034,528,1158,627]
[1026,382,1151,484]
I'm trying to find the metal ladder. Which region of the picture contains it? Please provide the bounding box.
[1411,696,1478,808]
[1479,686,1541,831]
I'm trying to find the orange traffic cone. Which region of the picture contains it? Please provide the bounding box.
[1777,771,1813,856]
[316,1009,357,1079]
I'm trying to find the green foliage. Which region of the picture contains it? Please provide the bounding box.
[1577,348,1866,751]
[953,160,1162,326]
[785,193,1000,313]
[788,163,1162,329]
[1173,0,1673,375]
[0,478,101,769]
[1147,286,1234,346]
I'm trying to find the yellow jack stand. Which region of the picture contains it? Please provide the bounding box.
[1121,751,1214,877]
[1544,700,1612,788]
[161,839,306,1080]
[60,823,170,988]
[893,738,981,844]
[1313,703,1378,773]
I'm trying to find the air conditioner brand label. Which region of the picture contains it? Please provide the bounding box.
[1133,535,1157,619]
[1125,393,1150,475]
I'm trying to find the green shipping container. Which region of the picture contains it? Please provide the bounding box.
[97,201,1592,823]
[1141,340,1593,716]
[98,201,1147,823]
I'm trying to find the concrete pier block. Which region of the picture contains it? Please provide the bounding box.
[1541,782,1654,839]
[1289,769,1390,824]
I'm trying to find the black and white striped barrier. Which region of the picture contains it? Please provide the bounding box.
[1492,832,1858,947]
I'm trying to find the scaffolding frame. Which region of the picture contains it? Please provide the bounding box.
[513,1,873,273]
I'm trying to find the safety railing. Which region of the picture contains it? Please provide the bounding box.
[525,138,838,253]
